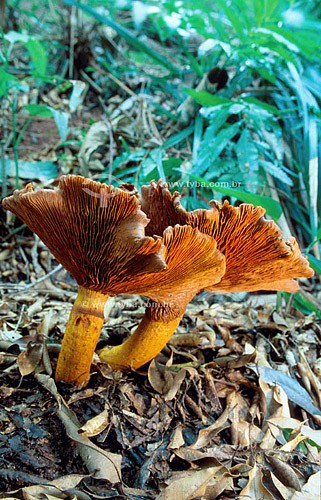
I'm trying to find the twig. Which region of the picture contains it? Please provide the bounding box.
[7,264,64,295]
[80,70,103,93]
[93,62,138,99]
[31,235,42,275]
[18,245,29,283]
[14,304,26,334]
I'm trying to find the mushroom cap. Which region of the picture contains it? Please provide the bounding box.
[124,224,226,319]
[141,180,314,293]
[2,175,166,294]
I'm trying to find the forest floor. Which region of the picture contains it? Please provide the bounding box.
[0,225,320,499]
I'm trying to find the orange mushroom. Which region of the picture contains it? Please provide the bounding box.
[98,180,314,370]
[2,175,166,386]
[98,224,226,369]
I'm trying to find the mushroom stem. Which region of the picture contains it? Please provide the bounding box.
[55,286,108,386]
[98,311,183,370]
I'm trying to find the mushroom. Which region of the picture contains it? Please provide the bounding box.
[98,180,314,369]
[2,175,166,386]
[98,224,226,369]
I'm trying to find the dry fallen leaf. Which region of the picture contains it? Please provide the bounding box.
[17,342,43,376]
[155,466,224,500]
[239,462,274,500]
[78,408,109,437]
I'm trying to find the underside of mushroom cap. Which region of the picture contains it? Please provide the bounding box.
[123,224,226,319]
[140,180,314,293]
[2,175,166,293]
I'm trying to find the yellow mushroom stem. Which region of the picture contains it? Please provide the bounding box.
[55,286,108,386]
[98,310,183,370]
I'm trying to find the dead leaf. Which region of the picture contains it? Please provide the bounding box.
[168,425,185,450]
[239,462,274,499]
[266,455,301,491]
[17,342,43,376]
[156,466,224,500]
[78,408,109,437]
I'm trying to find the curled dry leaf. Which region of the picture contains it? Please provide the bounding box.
[266,455,301,491]
[168,425,185,450]
[189,408,230,450]
[17,342,43,376]
[155,466,225,500]
[78,408,109,437]
[239,462,274,500]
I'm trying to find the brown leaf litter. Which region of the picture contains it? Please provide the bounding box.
[0,229,321,498]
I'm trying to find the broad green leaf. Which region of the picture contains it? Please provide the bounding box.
[25,104,53,117]
[307,254,321,275]
[162,125,194,149]
[185,174,283,220]
[26,38,48,75]
[256,67,276,84]
[282,292,321,318]
[184,88,231,107]
[0,67,17,97]
[242,97,281,116]
[3,159,57,180]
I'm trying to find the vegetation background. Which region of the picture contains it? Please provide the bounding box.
[1,0,320,314]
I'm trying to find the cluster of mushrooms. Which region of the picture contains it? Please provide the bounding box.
[2,175,314,386]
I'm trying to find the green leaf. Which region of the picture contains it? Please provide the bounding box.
[25,104,53,117]
[3,159,57,180]
[306,254,321,275]
[185,173,283,220]
[283,292,321,318]
[0,67,17,97]
[61,0,180,75]
[253,0,264,27]
[162,125,194,149]
[25,38,47,75]
[215,0,245,39]
[184,88,231,107]
[195,121,242,176]
[235,128,259,176]
[259,160,293,186]
[256,67,276,84]
[242,96,281,116]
